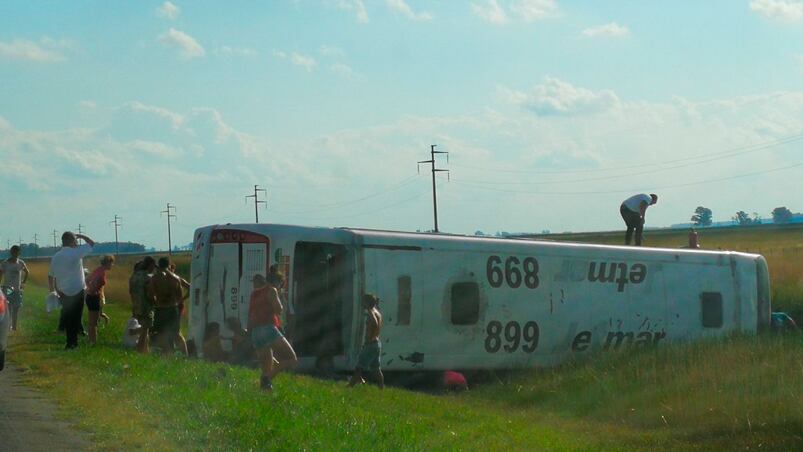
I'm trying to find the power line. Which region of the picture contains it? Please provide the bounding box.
[450,132,803,176]
[245,185,267,223]
[454,134,803,186]
[418,145,450,232]
[450,160,803,195]
[109,215,122,256]
[270,175,421,215]
[161,203,177,255]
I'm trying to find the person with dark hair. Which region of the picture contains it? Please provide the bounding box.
[349,293,384,389]
[147,257,187,356]
[85,255,115,345]
[248,270,297,391]
[48,231,95,349]
[129,256,156,353]
[168,262,190,355]
[620,193,658,246]
[202,322,228,363]
[0,245,29,331]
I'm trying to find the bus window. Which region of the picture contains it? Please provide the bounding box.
[701,292,723,328]
[397,275,411,326]
[451,282,479,325]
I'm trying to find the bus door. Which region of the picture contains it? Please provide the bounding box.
[362,246,423,368]
[207,229,270,348]
[292,242,354,368]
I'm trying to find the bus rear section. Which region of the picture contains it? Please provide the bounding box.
[203,228,271,350]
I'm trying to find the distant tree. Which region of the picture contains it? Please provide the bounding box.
[691,206,713,227]
[752,212,762,224]
[474,230,485,236]
[732,211,753,226]
[772,206,793,224]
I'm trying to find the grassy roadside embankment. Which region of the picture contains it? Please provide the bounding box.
[11,229,803,450]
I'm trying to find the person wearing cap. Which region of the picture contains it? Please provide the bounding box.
[620,193,658,246]
[247,269,297,391]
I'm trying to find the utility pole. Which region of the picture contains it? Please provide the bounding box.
[161,203,177,255]
[417,144,449,233]
[32,233,39,257]
[245,185,267,223]
[77,224,84,244]
[52,229,58,247]
[109,215,122,256]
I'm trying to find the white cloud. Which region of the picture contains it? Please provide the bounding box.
[215,46,257,57]
[78,100,97,110]
[331,63,359,80]
[472,0,508,25]
[581,22,630,38]
[0,38,67,63]
[386,0,433,21]
[272,50,287,59]
[798,55,803,73]
[502,77,620,116]
[291,52,317,72]
[157,1,181,20]
[158,28,205,60]
[319,45,346,58]
[126,140,183,159]
[510,0,557,22]
[750,0,803,22]
[337,0,369,23]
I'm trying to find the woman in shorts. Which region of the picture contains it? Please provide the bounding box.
[248,269,297,391]
[85,255,115,345]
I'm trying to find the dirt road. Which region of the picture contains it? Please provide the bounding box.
[0,363,92,452]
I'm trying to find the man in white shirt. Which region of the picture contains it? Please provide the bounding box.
[49,232,95,349]
[620,194,658,246]
[0,245,29,331]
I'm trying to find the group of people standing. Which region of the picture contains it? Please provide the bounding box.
[127,255,189,355]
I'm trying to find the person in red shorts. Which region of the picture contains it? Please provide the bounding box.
[85,255,115,345]
[248,270,297,391]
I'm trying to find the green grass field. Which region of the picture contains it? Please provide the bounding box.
[9,225,803,450]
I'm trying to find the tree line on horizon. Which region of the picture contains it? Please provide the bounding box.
[690,206,800,227]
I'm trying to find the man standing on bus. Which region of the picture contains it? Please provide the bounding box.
[620,193,658,246]
[349,293,384,389]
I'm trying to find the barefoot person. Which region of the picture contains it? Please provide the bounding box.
[0,245,29,332]
[620,193,658,246]
[85,255,115,345]
[248,270,297,391]
[147,257,187,356]
[350,294,384,389]
[49,232,95,350]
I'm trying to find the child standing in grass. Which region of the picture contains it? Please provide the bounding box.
[349,294,384,389]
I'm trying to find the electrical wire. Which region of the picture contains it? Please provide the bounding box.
[449,132,803,175]
[450,161,803,195]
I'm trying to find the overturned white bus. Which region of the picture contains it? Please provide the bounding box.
[187,223,771,371]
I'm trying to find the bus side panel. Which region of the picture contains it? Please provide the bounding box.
[188,227,213,350]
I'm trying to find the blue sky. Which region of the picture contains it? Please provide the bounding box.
[1,0,802,249]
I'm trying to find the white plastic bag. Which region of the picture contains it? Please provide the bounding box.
[45,291,60,314]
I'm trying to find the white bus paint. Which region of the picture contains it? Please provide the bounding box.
[189,223,771,372]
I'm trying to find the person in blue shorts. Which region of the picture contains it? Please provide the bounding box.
[349,293,384,389]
